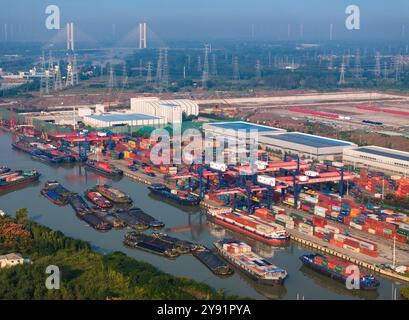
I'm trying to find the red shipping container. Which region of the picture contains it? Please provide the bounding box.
[313,216,327,228]
[344,238,360,248]
[396,234,408,243]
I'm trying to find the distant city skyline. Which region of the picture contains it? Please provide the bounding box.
[0,0,409,43]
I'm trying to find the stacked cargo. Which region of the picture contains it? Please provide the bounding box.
[331,234,378,257]
[298,222,314,236]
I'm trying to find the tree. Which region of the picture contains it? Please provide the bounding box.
[15,208,28,224]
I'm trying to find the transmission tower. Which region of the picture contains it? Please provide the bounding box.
[328,55,334,70]
[255,59,261,80]
[374,52,381,78]
[54,63,63,91]
[383,61,388,80]
[161,48,169,92]
[211,53,217,77]
[108,64,115,89]
[122,63,128,89]
[233,56,240,80]
[146,61,153,82]
[354,49,362,78]
[156,48,163,88]
[40,52,48,95]
[197,55,202,73]
[202,44,210,89]
[338,63,346,85]
[394,55,402,82]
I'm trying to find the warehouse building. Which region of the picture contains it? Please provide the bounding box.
[343,146,409,176]
[83,113,166,128]
[203,121,285,144]
[259,132,356,161]
[203,121,355,161]
[130,97,199,124]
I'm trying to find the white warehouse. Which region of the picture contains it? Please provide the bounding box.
[83,113,166,128]
[343,146,409,176]
[130,97,199,124]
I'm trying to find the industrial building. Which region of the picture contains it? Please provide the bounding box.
[203,121,355,161]
[83,113,166,128]
[259,132,356,161]
[130,97,199,124]
[343,146,409,176]
[203,121,285,143]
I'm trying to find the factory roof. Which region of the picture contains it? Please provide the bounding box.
[85,113,161,122]
[208,121,283,132]
[263,132,354,148]
[352,146,409,162]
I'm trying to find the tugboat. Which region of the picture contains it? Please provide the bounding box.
[84,190,113,209]
[94,184,132,204]
[41,181,75,206]
[85,160,123,178]
[299,253,380,291]
[148,184,201,206]
[0,170,40,191]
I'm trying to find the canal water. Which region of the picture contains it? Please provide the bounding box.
[0,131,404,300]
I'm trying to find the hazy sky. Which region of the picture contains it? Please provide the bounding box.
[1,0,409,42]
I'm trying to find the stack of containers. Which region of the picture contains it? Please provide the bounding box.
[298,222,314,236]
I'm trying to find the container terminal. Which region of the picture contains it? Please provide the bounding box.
[1,110,409,285]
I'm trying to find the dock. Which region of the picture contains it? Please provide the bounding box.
[105,159,409,284]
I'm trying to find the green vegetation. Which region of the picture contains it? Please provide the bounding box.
[0,209,242,300]
[400,287,409,300]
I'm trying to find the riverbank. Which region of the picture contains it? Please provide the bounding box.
[0,209,243,300]
[111,159,409,284]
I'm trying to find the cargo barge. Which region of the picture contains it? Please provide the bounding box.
[113,207,164,230]
[148,184,201,206]
[299,253,380,290]
[85,160,123,178]
[207,208,290,245]
[94,184,132,204]
[31,149,64,164]
[68,195,112,231]
[123,232,180,258]
[91,210,125,229]
[84,190,113,208]
[0,170,40,191]
[151,232,197,254]
[192,247,234,276]
[214,240,288,285]
[41,181,76,206]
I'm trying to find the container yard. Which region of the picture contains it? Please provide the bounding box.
[1,113,409,298]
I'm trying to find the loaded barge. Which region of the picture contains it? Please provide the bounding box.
[41,181,76,206]
[0,170,40,191]
[85,160,123,178]
[207,208,290,246]
[152,232,197,254]
[123,232,180,258]
[113,207,164,230]
[214,240,288,285]
[148,184,201,206]
[299,253,380,290]
[84,190,113,208]
[192,247,234,276]
[68,195,111,231]
[94,184,132,205]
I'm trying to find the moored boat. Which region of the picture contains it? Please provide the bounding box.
[0,170,40,191]
[207,208,290,245]
[299,253,380,290]
[41,181,76,206]
[84,190,113,208]
[148,184,201,206]
[94,184,132,204]
[85,160,123,178]
[214,240,288,285]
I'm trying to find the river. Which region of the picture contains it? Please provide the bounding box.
[0,131,404,300]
